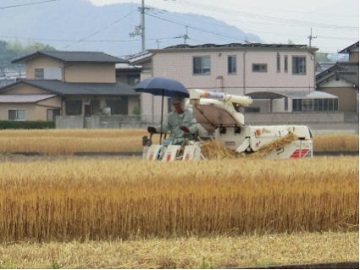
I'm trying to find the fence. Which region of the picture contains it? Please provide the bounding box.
[56,115,164,129]
[245,112,358,134]
[56,112,358,133]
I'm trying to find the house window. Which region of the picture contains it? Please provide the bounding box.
[35,68,44,80]
[244,107,260,113]
[65,100,82,115]
[284,55,288,73]
[293,99,302,111]
[252,64,267,72]
[315,99,338,111]
[91,99,101,114]
[106,97,128,115]
[284,97,288,111]
[8,109,25,120]
[44,67,62,80]
[293,99,338,111]
[127,75,140,86]
[276,53,280,73]
[193,56,210,75]
[228,55,237,74]
[302,99,313,111]
[292,56,306,75]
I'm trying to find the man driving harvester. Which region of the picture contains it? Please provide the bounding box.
[147,96,198,146]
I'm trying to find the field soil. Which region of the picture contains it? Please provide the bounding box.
[0,232,358,269]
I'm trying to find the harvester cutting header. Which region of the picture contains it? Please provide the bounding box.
[135,77,313,161]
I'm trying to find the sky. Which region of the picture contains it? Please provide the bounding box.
[89,0,359,54]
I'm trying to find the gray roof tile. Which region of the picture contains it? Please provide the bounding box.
[12,51,128,64]
[0,94,56,103]
[339,41,359,54]
[160,43,312,51]
[0,80,138,96]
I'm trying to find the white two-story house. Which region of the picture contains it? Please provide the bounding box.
[131,43,338,122]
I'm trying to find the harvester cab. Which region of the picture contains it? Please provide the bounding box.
[142,89,313,161]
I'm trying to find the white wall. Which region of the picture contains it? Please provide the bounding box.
[152,49,316,94]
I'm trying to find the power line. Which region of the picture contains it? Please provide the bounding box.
[62,9,137,49]
[179,1,358,30]
[144,6,358,48]
[316,35,358,41]
[0,0,60,10]
[145,12,243,42]
[0,35,140,43]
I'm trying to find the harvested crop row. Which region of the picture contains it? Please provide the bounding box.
[0,232,358,268]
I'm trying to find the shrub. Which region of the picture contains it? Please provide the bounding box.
[0,120,55,129]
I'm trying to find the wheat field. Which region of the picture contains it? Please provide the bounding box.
[312,133,359,152]
[0,129,357,154]
[0,156,357,243]
[0,130,358,268]
[0,129,145,154]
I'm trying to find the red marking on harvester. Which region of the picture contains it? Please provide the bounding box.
[290,149,310,158]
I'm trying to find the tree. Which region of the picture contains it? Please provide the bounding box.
[25,42,56,54]
[315,52,332,62]
[0,40,56,75]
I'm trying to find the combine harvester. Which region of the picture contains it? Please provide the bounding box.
[143,89,313,161]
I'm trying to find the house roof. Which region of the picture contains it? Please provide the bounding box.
[316,62,359,88]
[339,41,359,54]
[152,43,317,53]
[0,94,56,103]
[125,51,153,65]
[316,62,336,75]
[247,90,338,100]
[0,80,139,96]
[12,50,128,64]
[304,91,338,99]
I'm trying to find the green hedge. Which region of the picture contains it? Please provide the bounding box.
[0,121,55,129]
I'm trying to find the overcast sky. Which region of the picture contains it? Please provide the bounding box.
[89,0,359,53]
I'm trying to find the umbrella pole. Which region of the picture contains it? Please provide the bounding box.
[159,93,164,144]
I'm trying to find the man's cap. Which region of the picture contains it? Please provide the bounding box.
[171,96,184,104]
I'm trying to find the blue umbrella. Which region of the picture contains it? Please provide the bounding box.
[134,77,189,97]
[134,77,189,143]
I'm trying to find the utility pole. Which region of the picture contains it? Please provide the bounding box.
[129,0,147,52]
[130,0,177,52]
[156,39,161,49]
[307,28,317,48]
[174,26,190,44]
[140,0,145,51]
[183,26,189,44]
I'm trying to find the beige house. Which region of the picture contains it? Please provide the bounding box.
[316,41,359,113]
[130,43,337,120]
[0,51,139,121]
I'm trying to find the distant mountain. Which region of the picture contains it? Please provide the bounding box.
[0,0,261,58]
